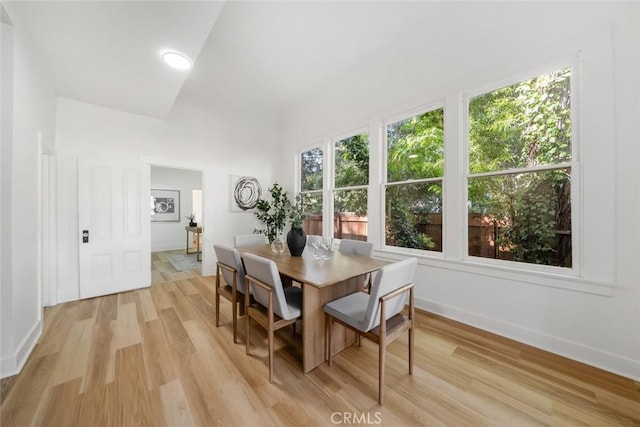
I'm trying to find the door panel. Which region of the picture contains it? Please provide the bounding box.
[79,158,150,299]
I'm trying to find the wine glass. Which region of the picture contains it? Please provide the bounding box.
[310,235,321,259]
[320,236,333,259]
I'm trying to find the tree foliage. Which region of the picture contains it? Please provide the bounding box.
[334,133,369,216]
[296,68,572,266]
[387,109,444,182]
[468,68,572,267]
[301,148,323,192]
[385,109,445,250]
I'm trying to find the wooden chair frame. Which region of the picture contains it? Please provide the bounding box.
[245,274,299,383]
[215,261,245,344]
[326,284,414,405]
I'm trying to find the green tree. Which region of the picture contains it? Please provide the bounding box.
[385,109,444,250]
[301,148,323,191]
[334,133,369,216]
[468,68,572,267]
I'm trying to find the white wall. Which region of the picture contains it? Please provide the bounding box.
[1,10,57,377]
[151,166,202,252]
[55,98,280,302]
[280,3,640,380]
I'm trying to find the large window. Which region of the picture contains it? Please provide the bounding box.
[467,67,572,267]
[385,108,444,251]
[300,147,323,235]
[333,133,369,240]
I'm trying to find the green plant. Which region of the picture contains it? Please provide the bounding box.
[254,183,290,243]
[185,213,196,222]
[288,194,306,228]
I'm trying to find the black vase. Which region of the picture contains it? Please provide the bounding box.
[287,227,307,256]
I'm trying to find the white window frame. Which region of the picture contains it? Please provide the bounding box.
[297,142,326,235]
[331,127,370,240]
[381,103,446,255]
[461,59,581,276]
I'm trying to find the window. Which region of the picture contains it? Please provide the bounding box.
[300,147,323,235]
[467,67,572,267]
[333,132,369,240]
[385,108,444,251]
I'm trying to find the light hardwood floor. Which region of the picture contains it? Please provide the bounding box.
[2,270,639,426]
[151,250,201,285]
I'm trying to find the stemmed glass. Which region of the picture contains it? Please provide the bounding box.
[309,235,321,259]
[320,236,333,259]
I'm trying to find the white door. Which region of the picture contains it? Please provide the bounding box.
[78,158,150,299]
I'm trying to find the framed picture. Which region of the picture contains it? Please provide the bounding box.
[230,175,263,212]
[151,189,180,222]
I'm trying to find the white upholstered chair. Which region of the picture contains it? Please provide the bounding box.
[323,257,417,405]
[243,253,303,382]
[234,233,268,248]
[338,239,373,257]
[213,244,248,344]
[339,239,374,291]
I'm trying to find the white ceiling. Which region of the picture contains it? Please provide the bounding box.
[5,1,225,118]
[3,1,620,120]
[6,1,470,119]
[177,1,437,113]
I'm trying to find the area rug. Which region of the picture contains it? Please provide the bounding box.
[164,251,201,271]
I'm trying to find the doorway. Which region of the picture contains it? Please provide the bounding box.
[150,165,203,285]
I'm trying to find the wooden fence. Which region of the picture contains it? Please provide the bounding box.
[303,212,558,260]
[410,213,512,258]
[303,213,368,241]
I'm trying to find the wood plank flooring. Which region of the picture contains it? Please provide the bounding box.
[2,273,640,425]
[151,250,201,285]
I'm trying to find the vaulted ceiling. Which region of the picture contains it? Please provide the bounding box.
[4,1,484,119]
[4,1,618,120]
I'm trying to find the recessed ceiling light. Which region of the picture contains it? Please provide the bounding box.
[162,51,192,70]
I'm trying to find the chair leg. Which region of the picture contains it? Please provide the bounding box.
[215,292,220,327]
[246,315,251,355]
[232,300,238,344]
[409,325,414,374]
[327,315,333,366]
[379,343,386,405]
[268,327,275,383]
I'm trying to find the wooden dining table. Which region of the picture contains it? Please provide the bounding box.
[238,244,389,373]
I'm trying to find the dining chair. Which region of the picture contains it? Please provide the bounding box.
[213,244,248,344]
[339,239,374,291]
[243,253,303,382]
[234,233,268,247]
[323,257,417,405]
[338,239,373,257]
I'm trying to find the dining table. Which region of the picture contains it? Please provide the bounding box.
[238,243,389,373]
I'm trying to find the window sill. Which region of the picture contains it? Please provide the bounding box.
[373,248,614,297]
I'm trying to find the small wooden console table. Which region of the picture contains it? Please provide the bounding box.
[185,226,202,262]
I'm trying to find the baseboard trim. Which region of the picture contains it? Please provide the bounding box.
[415,297,640,382]
[0,320,43,379]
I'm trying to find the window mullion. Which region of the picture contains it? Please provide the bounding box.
[469,162,572,179]
[444,93,465,260]
[323,138,332,238]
